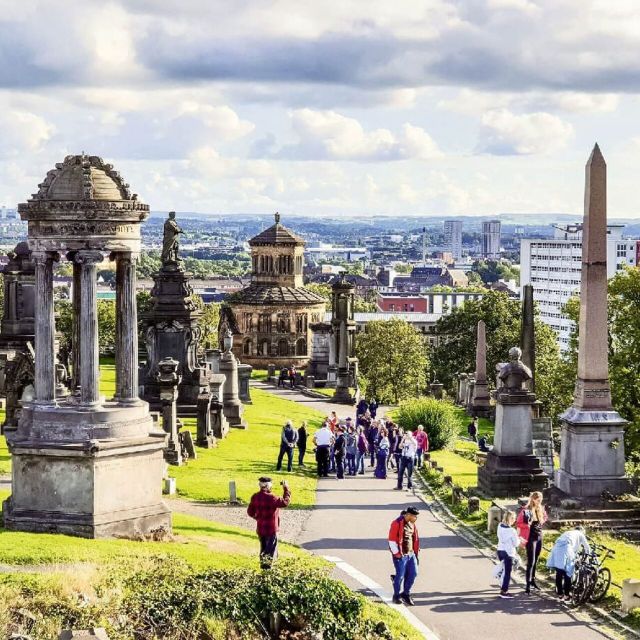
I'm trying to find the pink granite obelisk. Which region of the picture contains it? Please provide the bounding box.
[471,320,490,416]
[556,144,629,497]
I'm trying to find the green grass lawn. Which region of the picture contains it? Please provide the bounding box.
[172,387,325,507]
[452,406,493,439]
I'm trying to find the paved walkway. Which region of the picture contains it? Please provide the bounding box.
[299,473,612,640]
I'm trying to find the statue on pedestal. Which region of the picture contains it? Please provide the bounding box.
[161,212,183,266]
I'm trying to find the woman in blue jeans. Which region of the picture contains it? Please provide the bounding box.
[496,510,520,599]
[355,426,368,474]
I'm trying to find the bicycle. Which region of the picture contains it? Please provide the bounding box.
[569,541,614,607]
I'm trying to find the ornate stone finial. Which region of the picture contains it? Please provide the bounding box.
[274,211,280,224]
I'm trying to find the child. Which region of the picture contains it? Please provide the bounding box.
[496,510,521,599]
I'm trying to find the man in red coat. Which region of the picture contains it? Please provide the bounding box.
[388,507,420,605]
[247,477,291,569]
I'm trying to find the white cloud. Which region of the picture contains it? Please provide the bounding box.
[279,109,441,161]
[477,109,573,155]
[0,109,53,157]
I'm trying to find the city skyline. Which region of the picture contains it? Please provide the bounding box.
[1,2,640,217]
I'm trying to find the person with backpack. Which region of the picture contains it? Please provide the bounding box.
[367,420,379,467]
[467,417,478,442]
[388,507,420,605]
[517,491,548,594]
[369,398,378,419]
[288,366,296,388]
[345,425,357,476]
[356,397,368,418]
[356,426,368,475]
[276,420,298,472]
[278,367,288,388]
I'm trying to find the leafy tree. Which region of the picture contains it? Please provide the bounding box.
[472,260,520,285]
[394,263,414,274]
[305,283,332,309]
[191,294,221,352]
[355,318,428,404]
[55,299,116,355]
[430,290,564,419]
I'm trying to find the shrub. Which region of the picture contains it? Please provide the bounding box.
[393,397,458,450]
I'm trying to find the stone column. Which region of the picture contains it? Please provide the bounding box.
[520,284,535,393]
[33,251,58,403]
[113,252,139,403]
[75,250,103,406]
[69,252,82,392]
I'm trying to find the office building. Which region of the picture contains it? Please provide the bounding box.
[482,220,501,259]
[520,224,638,349]
[444,220,463,260]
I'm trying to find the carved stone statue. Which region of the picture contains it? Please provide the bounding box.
[161,211,183,265]
[498,346,532,393]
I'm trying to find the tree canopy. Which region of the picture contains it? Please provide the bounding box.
[430,290,565,419]
[355,318,428,404]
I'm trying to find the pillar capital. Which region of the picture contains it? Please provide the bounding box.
[74,250,104,266]
[32,250,60,264]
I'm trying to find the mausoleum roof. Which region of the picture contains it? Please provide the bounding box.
[232,285,325,305]
[30,154,136,202]
[249,213,305,247]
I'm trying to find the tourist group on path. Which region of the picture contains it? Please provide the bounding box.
[274,399,429,488]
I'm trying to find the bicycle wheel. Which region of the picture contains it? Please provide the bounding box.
[589,567,611,603]
[570,569,590,607]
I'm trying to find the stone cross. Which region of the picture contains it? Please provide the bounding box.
[520,283,535,392]
[574,143,612,410]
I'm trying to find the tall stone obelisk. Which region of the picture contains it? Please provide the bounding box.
[556,144,629,497]
[471,320,490,417]
[520,284,535,393]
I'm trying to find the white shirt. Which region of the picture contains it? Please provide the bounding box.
[314,427,333,446]
[497,523,520,557]
[401,434,418,458]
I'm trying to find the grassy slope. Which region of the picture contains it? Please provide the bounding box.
[173,387,325,507]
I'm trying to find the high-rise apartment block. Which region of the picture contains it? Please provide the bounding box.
[444,220,463,260]
[481,220,501,259]
[520,224,638,349]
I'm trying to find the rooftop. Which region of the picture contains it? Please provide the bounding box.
[249,212,305,246]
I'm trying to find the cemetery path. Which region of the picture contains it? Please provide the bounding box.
[299,473,613,640]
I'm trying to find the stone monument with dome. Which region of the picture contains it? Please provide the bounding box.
[220,213,326,368]
[2,154,170,538]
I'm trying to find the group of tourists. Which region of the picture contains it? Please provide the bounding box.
[274,402,430,487]
[496,490,591,601]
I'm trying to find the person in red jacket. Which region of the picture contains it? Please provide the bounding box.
[388,507,420,605]
[247,477,291,569]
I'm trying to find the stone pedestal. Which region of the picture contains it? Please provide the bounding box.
[307,321,331,380]
[326,365,337,388]
[478,394,548,497]
[238,363,253,404]
[141,264,209,414]
[156,357,183,466]
[220,348,247,429]
[196,392,216,449]
[430,382,444,399]
[206,349,222,374]
[457,373,468,405]
[555,408,629,497]
[3,403,169,538]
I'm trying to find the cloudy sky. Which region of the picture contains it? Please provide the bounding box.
[1,0,640,217]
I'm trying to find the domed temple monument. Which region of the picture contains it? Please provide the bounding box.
[2,154,170,538]
[220,213,325,368]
